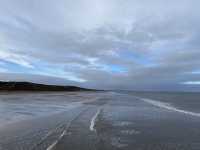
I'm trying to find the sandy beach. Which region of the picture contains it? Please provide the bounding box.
[0,91,200,150]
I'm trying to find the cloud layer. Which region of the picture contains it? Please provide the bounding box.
[0,0,200,91]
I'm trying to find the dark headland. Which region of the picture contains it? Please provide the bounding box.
[0,81,94,91]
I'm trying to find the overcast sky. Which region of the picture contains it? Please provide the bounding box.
[0,0,200,91]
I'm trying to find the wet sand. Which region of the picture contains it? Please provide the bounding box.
[0,92,200,150]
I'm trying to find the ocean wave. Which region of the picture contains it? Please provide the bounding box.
[90,108,102,131]
[137,97,200,117]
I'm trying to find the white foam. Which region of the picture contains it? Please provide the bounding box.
[114,121,132,127]
[121,129,140,135]
[138,97,200,117]
[90,108,101,131]
[46,130,66,150]
[111,137,128,148]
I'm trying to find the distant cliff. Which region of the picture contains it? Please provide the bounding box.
[0,81,93,91]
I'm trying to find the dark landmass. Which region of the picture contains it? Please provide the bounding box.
[0,81,94,91]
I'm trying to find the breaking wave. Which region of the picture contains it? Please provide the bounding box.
[138,97,200,117]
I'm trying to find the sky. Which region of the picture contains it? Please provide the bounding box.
[0,0,200,91]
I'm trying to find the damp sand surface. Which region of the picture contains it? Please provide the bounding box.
[0,91,200,150]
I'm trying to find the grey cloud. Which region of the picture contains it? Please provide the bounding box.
[0,0,200,91]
